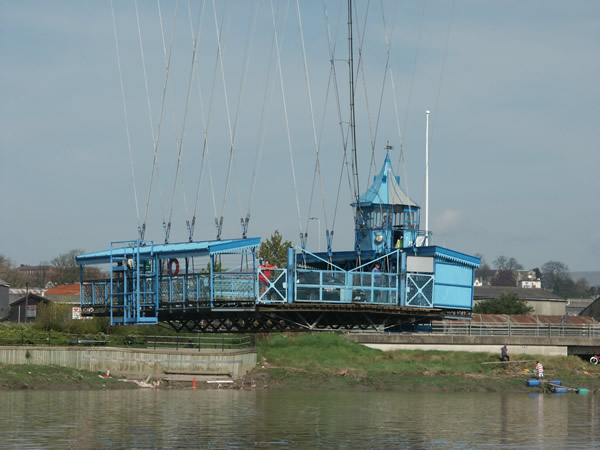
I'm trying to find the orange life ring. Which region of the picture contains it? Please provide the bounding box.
[168,258,180,276]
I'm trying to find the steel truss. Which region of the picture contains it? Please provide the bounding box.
[156,304,445,333]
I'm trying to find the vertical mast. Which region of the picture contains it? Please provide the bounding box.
[348,0,360,203]
[425,110,430,245]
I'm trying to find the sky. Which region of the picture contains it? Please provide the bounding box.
[1,0,599,272]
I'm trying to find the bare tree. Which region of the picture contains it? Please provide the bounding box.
[51,249,83,284]
[491,270,517,287]
[475,253,494,280]
[493,256,508,270]
[541,260,571,295]
[506,257,524,270]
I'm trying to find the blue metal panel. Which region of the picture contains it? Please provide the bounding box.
[257,269,287,303]
[77,237,261,265]
[435,263,474,286]
[405,274,434,307]
[415,246,480,268]
[432,260,474,309]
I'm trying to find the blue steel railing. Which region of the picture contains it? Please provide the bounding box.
[257,268,287,303]
[294,269,397,305]
[83,272,256,309]
[82,253,440,310]
[405,273,434,307]
[212,272,255,303]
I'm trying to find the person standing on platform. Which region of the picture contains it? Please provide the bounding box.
[372,262,382,302]
[500,344,509,362]
[535,361,544,378]
[373,262,382,284]
[258,261,275,298]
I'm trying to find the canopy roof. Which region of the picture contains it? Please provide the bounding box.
[76,237,260,265]
[353,153,418,208]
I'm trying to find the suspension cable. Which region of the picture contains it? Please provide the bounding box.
[322,0,351,234]
[135,0,168,239]
[269,0,303,235]
[222,0,258,238]
[295,0,330,237]
[369,0,399,184]
[142,0,180,242]
[245,1,286,234]
[166,2,204,241]
[352,0,380,184]
[186,0,219,242]
[213,0,237,240]
[110,0,141,235]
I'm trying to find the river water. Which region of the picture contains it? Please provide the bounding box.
[0,389,597,448]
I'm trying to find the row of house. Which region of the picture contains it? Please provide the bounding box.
[0,280,80,323]
[474,269,542,288]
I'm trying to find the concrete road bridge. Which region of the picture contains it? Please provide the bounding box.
[346,314,600,357]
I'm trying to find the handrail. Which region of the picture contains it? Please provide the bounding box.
[432,321,600,337]
[0,332,255,351]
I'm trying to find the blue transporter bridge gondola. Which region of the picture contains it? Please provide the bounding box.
[77,153,480,332]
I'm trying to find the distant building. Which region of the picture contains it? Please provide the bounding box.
[9,288,46,309]
[15,264,54,276]
[579,297,600,322]
[44,284,80,305]
[566,298,596,316]
[516,269,542,289]
[0,279,9,320]
[520,279,542,289]
[8,294,49,323]
[474,286,567,315]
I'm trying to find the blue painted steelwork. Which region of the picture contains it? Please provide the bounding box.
[108,240,158,325]
[257,268,287,303]
[78,238,261,325]
[77,154,480,326]
[352,153,428,255]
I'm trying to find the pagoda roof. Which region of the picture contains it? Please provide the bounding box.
[353,153,418,208]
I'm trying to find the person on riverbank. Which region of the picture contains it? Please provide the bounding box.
[536,361,544,378]
[500,344,509,362]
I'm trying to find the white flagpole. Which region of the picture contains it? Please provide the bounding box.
[425,110,430,245]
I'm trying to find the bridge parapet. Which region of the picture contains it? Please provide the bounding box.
[346,331,600,357]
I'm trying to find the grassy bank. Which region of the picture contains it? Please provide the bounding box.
[249,333,600,392]
[1,332,598,392]
[0,364,136,390]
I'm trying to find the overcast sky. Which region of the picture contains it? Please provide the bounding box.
[1,0,599,272]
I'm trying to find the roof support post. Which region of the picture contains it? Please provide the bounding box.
[287,247,295,303]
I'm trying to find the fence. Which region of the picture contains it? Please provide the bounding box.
[432,321,600,338]
[0,331,255,351]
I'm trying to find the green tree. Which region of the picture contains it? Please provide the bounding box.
[199,260,223,273]
[34,302,73,332]
[473,293,534,315]
[259,230,292,268]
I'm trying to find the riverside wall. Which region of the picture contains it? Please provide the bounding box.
[0,346,257,378]
[345,334,600,356]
